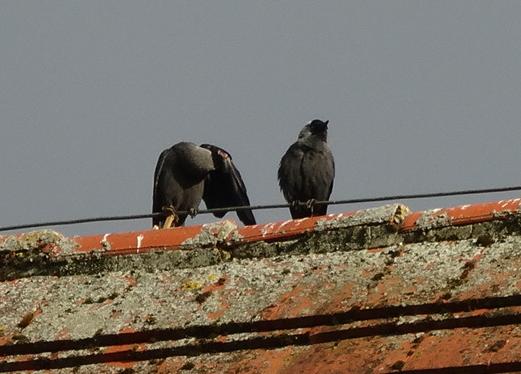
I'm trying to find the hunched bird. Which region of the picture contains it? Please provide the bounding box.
[153,142,256,228]
[278,119,335,218]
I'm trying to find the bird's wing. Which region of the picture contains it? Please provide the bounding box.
[153,148,172,211]
[278,143,305,203]
[201,144,256,225]
[327,150,335,198]
[153,149,171,195]
[152,148,172,225]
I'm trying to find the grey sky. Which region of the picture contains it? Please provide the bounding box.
[1,1,521,236]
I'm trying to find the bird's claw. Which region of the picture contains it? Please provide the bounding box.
[189,208,198,218]
[305,199,316,209]
[306,199,316,215]
[162,205,176,215]
[162,205,178,229]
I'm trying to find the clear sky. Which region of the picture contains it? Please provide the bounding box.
[1,1,521,236]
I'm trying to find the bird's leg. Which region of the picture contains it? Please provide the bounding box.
[162,205,178,229]
[188,208,199,219]
[306,199,316,215]
[290,200,301,209]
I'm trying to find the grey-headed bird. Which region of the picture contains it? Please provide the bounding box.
[153,142,256,228]
[278,119,335,219]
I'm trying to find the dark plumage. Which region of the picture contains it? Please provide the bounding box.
[278,119,335,218]
[153,142,256,227]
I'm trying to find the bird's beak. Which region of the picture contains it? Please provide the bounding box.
[218,149,229,159]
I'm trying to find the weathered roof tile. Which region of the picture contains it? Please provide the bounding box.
[2,198,521,372]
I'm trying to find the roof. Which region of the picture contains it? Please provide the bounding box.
[1,199,521,373]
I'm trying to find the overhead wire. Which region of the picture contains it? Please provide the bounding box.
[1,185,521,232]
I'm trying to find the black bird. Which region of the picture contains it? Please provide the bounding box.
[153,142,256,228]
[278,119,335,219]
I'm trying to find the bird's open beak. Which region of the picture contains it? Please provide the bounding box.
[218,149,230,159]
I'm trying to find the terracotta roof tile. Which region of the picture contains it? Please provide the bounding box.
[1,199,521,372]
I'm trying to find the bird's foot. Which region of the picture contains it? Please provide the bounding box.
[188,208,199,219]
[290,200,301,209]
[162,205,179,229]
[305,199,316,215]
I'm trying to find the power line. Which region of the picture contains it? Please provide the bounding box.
[1,185,520,233]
